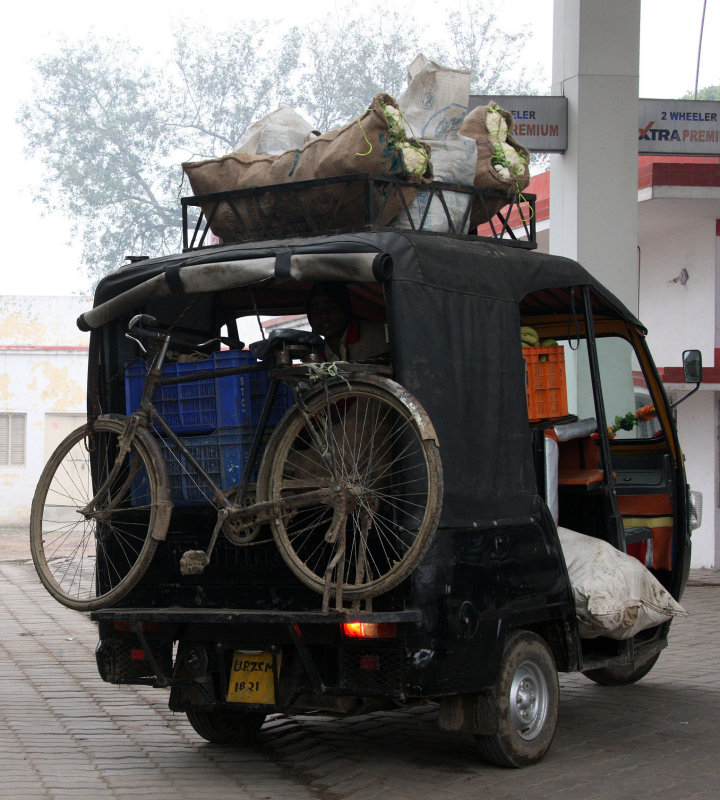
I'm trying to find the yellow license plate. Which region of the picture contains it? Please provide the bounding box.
[227,650,281,705]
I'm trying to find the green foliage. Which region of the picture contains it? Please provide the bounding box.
[681,84,720,101]
[19,3,541,287]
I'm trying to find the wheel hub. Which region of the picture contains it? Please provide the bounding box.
[510,659,549,740]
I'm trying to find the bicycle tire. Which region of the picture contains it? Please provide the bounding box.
[258,377,442,600]
[30,414,170,611]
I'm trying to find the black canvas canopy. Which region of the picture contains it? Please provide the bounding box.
[83,230,644,530]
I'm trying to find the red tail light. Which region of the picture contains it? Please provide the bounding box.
[342,622,397,639]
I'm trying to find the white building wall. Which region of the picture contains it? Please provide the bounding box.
[0,296,90,526]
[675,390,717,568]
[638,200,717,367]
[636,200,719,568]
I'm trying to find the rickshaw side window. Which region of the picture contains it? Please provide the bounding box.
[563,337,662,440]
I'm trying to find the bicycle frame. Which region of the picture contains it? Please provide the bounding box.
[84,337,352,550]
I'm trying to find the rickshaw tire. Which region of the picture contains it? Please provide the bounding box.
[258,380,443,600]
[475,630,559,768]
[582,653,660,686]
[185,708,266,744]
[30,415,165,612]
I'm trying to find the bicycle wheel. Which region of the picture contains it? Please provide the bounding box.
[30,415,169,611]
[259,378,442,600]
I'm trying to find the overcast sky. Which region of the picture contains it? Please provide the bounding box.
[1,0,717,296]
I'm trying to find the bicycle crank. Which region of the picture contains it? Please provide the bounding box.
[179,508,228,576]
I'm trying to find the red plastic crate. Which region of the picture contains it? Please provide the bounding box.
[524,346,568,421]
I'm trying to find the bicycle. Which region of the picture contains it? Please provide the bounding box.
[30,315,443,612]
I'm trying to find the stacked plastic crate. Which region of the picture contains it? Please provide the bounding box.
[125,351,293,505]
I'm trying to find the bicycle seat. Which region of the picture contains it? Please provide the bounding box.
[250,328,325,361]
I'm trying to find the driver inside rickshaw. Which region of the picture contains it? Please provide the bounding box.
[306,282,388,362]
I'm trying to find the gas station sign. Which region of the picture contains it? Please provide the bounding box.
[469,95,568,152]
[638,99,720,155]
[469,95,720,156]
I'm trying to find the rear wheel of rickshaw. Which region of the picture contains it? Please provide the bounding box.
[29,415,168,611]
[475,630,559,768]
[185,708,266,744]
[259,379,442,600]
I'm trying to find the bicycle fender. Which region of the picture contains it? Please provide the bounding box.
[100,414,173,541]
[136,429,173,541]
[326,373,440,446]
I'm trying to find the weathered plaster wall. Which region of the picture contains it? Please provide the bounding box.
[0,296,91,527]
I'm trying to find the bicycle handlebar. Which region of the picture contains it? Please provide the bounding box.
[126,314,244,351]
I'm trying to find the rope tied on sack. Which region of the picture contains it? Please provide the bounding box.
[355,101,430,178]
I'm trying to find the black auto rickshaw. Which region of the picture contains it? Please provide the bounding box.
[30,180,701,767]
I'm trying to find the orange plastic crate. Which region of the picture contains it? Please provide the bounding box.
[524,346,568,421]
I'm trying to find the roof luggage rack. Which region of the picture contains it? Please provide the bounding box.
[181,174,536,251]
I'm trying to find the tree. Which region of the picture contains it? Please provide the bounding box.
[297,11,421,131]
[19,4,541,286]
[20,29,300,283]
[172,26,303,158]
[681,84,720,101]
[442,1,536,95]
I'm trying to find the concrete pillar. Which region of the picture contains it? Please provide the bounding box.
[550,0,641,314]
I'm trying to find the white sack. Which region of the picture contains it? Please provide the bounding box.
[398,53,471,139]
[235,106,315,155]
[558,527,687,640]
[394,54,476,232]
[392,135,477,233]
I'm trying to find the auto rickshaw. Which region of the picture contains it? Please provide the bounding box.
[30,177,701,766]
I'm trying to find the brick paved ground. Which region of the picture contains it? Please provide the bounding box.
[1,551,719,800]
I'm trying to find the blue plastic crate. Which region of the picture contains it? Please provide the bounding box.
[125,350,293,434]
[132,426,270,506]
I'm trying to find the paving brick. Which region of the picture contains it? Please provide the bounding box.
[2,559,720,800]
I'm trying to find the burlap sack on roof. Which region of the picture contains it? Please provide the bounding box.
[182,93,432,243]
[459,104,530,226]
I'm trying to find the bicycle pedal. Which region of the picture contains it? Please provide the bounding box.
[179,549,209,575]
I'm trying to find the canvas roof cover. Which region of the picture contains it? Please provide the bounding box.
[84,230,643,529]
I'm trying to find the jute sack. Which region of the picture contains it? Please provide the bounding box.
[459,104,530,226]
[182,94,432,243]
[558,527,687,640]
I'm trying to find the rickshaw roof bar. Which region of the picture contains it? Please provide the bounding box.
[79,232,644,334]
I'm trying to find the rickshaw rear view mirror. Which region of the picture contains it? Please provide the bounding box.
[682,349,702,384]
[672,349,703,408]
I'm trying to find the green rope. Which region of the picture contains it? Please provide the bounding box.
[355,114,373,157]
[306,361,352,387]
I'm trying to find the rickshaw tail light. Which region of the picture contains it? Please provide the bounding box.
[342,622,397,639]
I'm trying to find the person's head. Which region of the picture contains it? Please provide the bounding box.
[306,282,353,342]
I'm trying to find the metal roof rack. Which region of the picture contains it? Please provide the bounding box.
[181,174,536,251]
